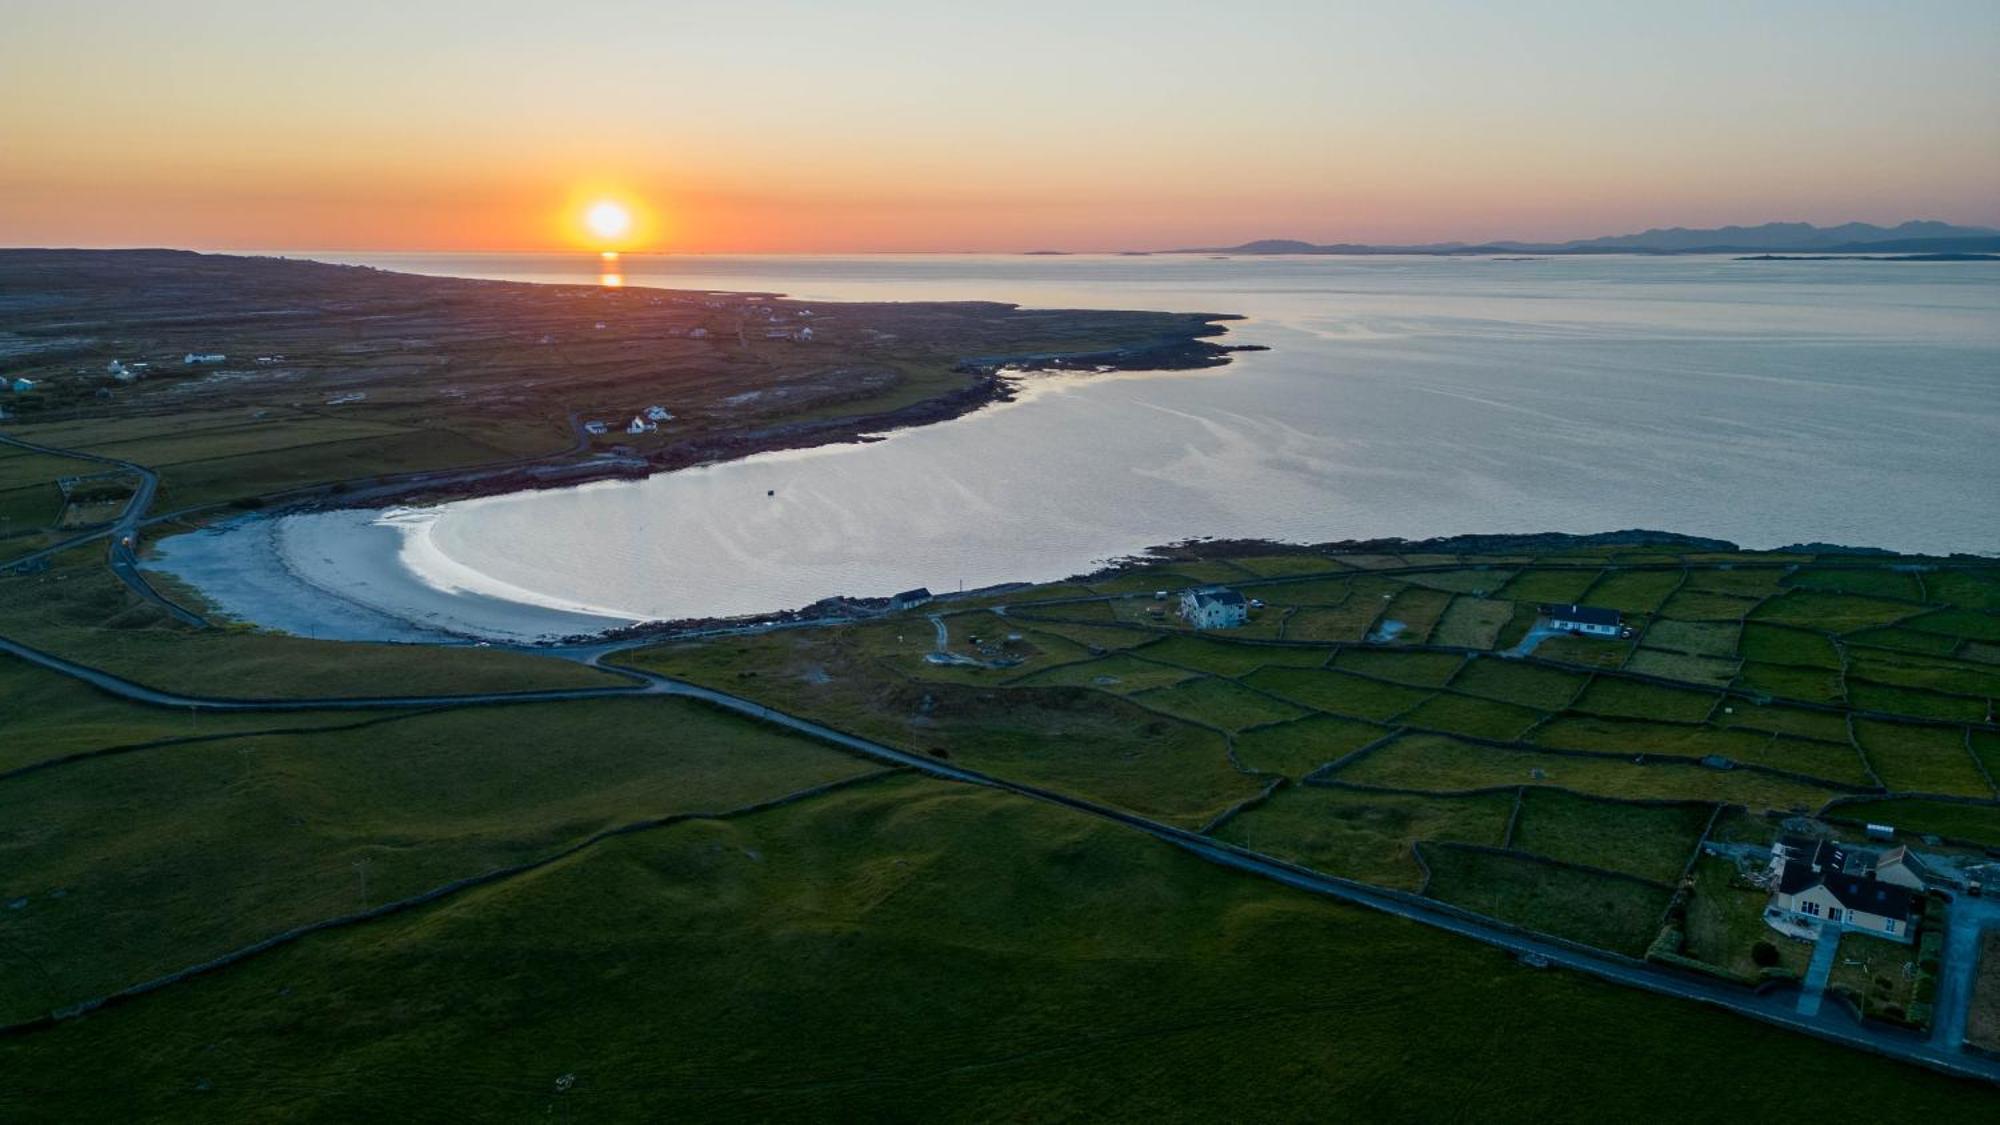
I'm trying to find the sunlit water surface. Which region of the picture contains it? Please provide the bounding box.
[162,253,2000,637]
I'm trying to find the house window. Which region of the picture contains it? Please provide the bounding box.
[1827,909,1842,923]
[1802,902,1820,916]
[1884,919,1897,934]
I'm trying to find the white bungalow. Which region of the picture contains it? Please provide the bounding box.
[689,327,709,339]
[183,353,226,366]
[643,405,673,422]
[1765,837,1926,943]
[1179,587,1249,630]
[796,326,814,342]
[1544,603,1623,637]
[7,377,35,393]
[626,416,657,435]
[583,420,609,436]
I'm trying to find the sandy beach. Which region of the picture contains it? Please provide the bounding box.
[143,509,637,644]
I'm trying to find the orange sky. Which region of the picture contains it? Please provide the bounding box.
[3,2,1995,252]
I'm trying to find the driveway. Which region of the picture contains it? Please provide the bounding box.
[1932,893,2000,1050]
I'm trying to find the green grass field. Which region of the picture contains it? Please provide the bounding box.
[6,776,1993,1122]
[13,461,2000,1112]
[1507,789,1711,883]
[1419,844,1673,956]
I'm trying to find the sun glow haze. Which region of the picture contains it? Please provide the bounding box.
[1,4,1995,251]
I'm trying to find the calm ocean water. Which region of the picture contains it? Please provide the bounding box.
[175,253,2000,634]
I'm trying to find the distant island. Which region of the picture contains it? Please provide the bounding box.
[1736,253,1999,262]
[1168,220,2000,257]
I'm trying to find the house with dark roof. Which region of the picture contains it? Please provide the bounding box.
[1765,838,1924,943]
[1542,603,1623,637]
[890,587,932,611]
[1179,587,1248,630]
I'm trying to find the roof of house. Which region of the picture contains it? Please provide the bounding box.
[1777,857,1917,919]
[1190,587,1246,608]
[892,587,931,602]
[1878,845,1935,877]
[1543,603,1621,626]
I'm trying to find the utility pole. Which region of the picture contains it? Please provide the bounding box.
[353,859,369,907]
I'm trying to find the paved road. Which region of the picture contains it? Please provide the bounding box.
[4,623,1992,1084]
[1799,926,1841,1017]
[1932,894,2000,1051]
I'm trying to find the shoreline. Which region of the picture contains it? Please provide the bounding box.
[143,515,1990,652]
[267,329,1266,516]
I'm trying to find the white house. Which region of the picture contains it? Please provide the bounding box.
[689,327,709,339]
[1179,587,1249,630]
[626,416,657,435]
[583,420,609,436]
[1544,603,1622,637]
[643,405,673,422]
[1765,836,1925,943]
[796,326,814,342]
[8,377,35,393]
[183,353,226,366]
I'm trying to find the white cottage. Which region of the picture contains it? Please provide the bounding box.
[1544,603,1622,637]
[1179,587,1248,630]
[1765,837,1925,943]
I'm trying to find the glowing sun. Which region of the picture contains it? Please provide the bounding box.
[584,200,633,241]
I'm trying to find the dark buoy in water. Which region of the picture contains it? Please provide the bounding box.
[767,489,776,497]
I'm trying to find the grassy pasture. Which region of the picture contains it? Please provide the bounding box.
[1496,569,1601,605]
[1845,682,1989,723]
[1398,693,1543,741]
[1330,647,1464,687]
[1232,714,1386,778]
[1532,635,1634,669]
[1582,569,1682,614]
[1736,662,1845,704]
[1508,788,1711,884]
[1738,623,1842,668]
[1401,568,1513,595]
[1640,618,1740,657]
[1130,676,1308,731]
[1680,567,1791,598]
[1826,798,2000,848]
[1925,570,2000,611]
[1900,608,2000,644]
[1751,591,1918,633]
[1853,719,1991,797]
[1658,589,1761,622]
[1785,567,1925,602]
[1335,732,1840,810]
[1430,596,1517,648]
[1011,653,1198,694]
[0,697,876,1025]
[1623,648,1738,687]
[4,775,1985,1121]
[1379,585,1453,642]
[1218,785,1513,889]
[1449,657,1588,711]
[1242,667,1433,722]
[1419,844,1672,956]
[1141,634,1330,677]
[1570,678,1719,723]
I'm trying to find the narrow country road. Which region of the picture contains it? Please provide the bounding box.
[1,624,1995,1085]
[1932,894,2000,1051]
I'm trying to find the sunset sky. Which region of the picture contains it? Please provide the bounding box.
[4,1,1996,252]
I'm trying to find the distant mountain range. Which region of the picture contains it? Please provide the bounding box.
[1173,221,2000,256]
